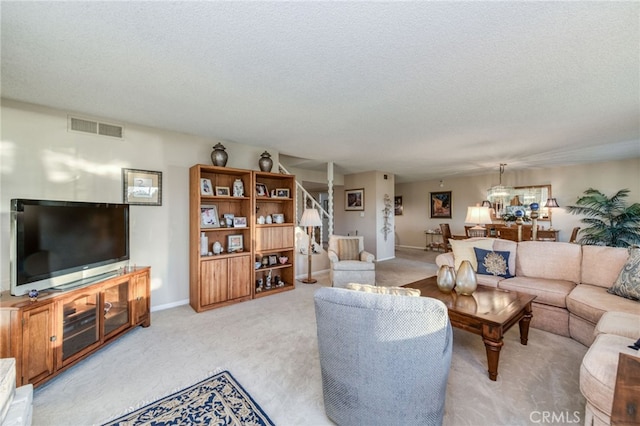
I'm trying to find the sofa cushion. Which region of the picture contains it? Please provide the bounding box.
[346,283,420,297]
[580,334,639,418]
[498,277,575,308]
[474,248,512,278]
[594,311,640,340]
[567,284,640,325]
[449,238,494,271]
[581,245,630,288]
[338,238,360,261]
[492,239,518,276]
[516,241,582,283]
[476,274,503,288]
[332,260,375,271]
[607,247,640,301]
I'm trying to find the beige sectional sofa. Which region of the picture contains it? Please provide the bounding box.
[435,238,638,346]
[436,238,639,425]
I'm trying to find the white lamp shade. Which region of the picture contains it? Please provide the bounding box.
[300,208,322,227]
[465,206,492,225]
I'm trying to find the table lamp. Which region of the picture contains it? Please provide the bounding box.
[465,206,492,230]
[545,198,560,230]
[299,208,322,284]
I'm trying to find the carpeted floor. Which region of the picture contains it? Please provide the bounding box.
[31,247,587,426]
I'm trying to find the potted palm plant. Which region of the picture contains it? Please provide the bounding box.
[566,188,640,247]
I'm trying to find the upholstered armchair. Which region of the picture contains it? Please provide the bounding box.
[327,235,375,287]
[314,287,453,425]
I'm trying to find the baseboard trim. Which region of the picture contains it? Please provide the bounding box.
[151,298,189,312]
[396,244,427,250]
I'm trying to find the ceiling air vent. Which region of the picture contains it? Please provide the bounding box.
[68,116,124,139]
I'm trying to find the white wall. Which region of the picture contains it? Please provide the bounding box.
[394,158,640,248]
[0,99,279,309]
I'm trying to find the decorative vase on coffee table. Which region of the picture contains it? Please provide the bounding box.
[436,265,456,293]
[455,260,477,295]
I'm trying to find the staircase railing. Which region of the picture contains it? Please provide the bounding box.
[278,163,330,249]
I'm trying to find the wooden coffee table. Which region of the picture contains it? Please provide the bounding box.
[404,276,536,381]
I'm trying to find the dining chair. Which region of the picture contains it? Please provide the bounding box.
[569,227,581,243]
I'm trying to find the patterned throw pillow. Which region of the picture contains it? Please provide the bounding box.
[474,247,513,278]
[338,238,360,261]
[346,283,421,297]
[607,248,640,301]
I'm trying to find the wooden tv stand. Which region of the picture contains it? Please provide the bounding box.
[0,266,150,388]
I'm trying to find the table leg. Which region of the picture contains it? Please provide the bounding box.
[518,303,533,345]
[483,338,503,381]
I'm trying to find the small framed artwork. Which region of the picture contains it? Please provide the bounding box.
[200,205,220,228]
[200,178,214,196]
[223,213,235,227]
[274,188,290,198]
[215,186,230,196]
[122,168,162,206]
[227,234,244,253]
[345,188,364,211]
[394,196,403,216]
[268,255,278,265]
[233,216,247,228]
[256,183,269,197]
[430,191,452,219]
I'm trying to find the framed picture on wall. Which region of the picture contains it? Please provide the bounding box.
[394,196,403,215]
[430,191,452,218]
[122,168,162,206]
[345,188,364,211]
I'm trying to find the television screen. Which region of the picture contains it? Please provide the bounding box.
[11,199,130,295]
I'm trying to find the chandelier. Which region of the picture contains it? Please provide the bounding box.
[487,164,513,217]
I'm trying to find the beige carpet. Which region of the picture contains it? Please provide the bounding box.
[31,248,587,426]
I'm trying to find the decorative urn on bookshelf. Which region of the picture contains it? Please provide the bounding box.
[258,151,273,172]
[211,143,228,167]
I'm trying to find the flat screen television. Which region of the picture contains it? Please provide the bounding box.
[10,199,130,296]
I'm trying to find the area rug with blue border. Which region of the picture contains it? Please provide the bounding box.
[102,370,274,425]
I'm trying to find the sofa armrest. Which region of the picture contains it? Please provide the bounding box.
[436,252,454,268]
[327,249,339,263]
[361,251,375,263]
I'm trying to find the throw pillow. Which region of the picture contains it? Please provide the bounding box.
[474,247,512,278]
[346,283,421,297]
[607,248,640,301]
[338,238,360,261]
[449,238,495,271]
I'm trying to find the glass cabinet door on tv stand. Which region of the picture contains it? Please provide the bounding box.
[61,292,100,363]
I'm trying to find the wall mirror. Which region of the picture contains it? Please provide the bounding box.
[490,184,552,221]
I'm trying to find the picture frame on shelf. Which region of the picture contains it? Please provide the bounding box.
[430,191,452,219]
[256,183,269,197]
[268,255,278,265]
[345,188,364,211]
[200,178,214,196]
[200,205,220,228]
[122,168,162,206]
[233,216,247,228]
[274,188,290,198]
[223,213,235,228]
[215,186,230,196]
[227,234,244,253]
[272,213,284,224]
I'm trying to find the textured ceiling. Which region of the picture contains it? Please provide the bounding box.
[1,1,639,182]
